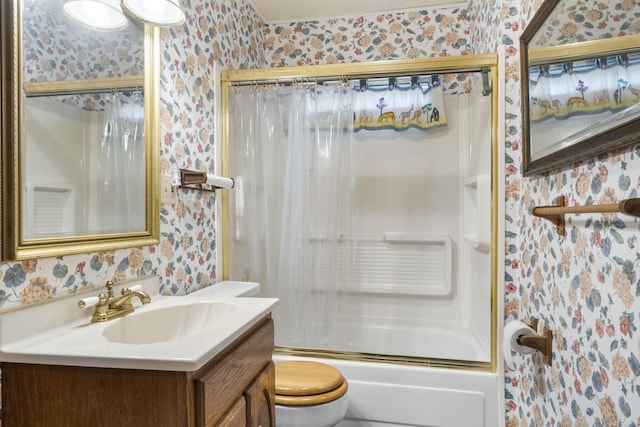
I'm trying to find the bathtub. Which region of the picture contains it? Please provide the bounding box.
[190,283,500,426]
[273,354,500,427]
[339,323,490,362]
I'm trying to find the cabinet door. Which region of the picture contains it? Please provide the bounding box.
[244,362,275,427]
[216,397,247,427]
[194,318,274,426]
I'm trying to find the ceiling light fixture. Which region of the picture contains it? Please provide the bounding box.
[63,0,129,31]
[121,0,186,27]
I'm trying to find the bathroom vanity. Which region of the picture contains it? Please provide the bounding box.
[3,316,274,426]
[0,279,278,427]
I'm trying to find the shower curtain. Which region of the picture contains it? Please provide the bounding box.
[229,83,360,350]
[97,91,146,233]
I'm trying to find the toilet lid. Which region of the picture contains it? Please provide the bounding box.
[275,361,348,406]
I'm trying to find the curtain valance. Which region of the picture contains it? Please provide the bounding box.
[530,52,640,123]
[351,76,447,132]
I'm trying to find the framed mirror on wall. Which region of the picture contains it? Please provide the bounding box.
[1,0,160,261]
[521,0,640,176]
[1,0,9,260]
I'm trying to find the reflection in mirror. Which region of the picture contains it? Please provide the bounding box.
[22,0,144,82]
[1,0,160,260]
[521,0,640,175]
[528,48,640,161]
[23,0,145,239]
[23,89,146,238]
[528,0,640,48]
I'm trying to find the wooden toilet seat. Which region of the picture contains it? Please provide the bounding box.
[275,361,348,406]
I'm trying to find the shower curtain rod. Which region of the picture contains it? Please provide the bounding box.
[24,76,145,98]
[228,67,492,94]
[25,86,141,98]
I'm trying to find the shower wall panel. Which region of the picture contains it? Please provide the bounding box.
[350,94,466,327]
[24,97,90,237]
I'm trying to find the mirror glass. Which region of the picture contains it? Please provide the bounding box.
[521,0,640,175]
[3,0,159,259]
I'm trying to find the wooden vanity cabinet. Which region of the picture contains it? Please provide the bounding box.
[194,316,275,427]
[216,362,275,427]
[244,361,276,426]
[2,316,275,427]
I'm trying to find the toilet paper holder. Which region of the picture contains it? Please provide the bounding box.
[179,169,235,192]
[518,319,553,366]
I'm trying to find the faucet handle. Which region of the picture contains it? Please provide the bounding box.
[122,284,143,294]
[105,280,115,298]
[78,296,100,309]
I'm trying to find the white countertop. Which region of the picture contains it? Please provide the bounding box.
[0,278,277,371]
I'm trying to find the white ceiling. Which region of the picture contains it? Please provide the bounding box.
[249,0,463,23]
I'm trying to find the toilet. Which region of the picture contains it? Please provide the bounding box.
[275,360,349,427]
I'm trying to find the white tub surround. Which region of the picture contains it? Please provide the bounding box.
[226,89,496,364]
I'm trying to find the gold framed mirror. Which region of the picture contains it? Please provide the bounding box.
[1,0,160,260]
[521,0,640,176]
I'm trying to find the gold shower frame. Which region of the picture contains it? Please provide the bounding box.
[218,55,500,372]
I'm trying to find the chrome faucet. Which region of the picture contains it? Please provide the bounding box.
[82,280,151,323]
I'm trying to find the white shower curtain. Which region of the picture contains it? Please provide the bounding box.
[229,83,360,350]
[97,92,145,233]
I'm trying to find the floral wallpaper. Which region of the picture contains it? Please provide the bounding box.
[530,0,640,47]
[264,6,471,67]
[22,0,144,82]
[505,147,640,427]
[5,0,640,425]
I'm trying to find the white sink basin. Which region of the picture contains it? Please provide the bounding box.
[0,289,278,371]
[103,300,242,344]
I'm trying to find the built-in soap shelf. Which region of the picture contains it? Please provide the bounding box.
[463,174,490,253]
